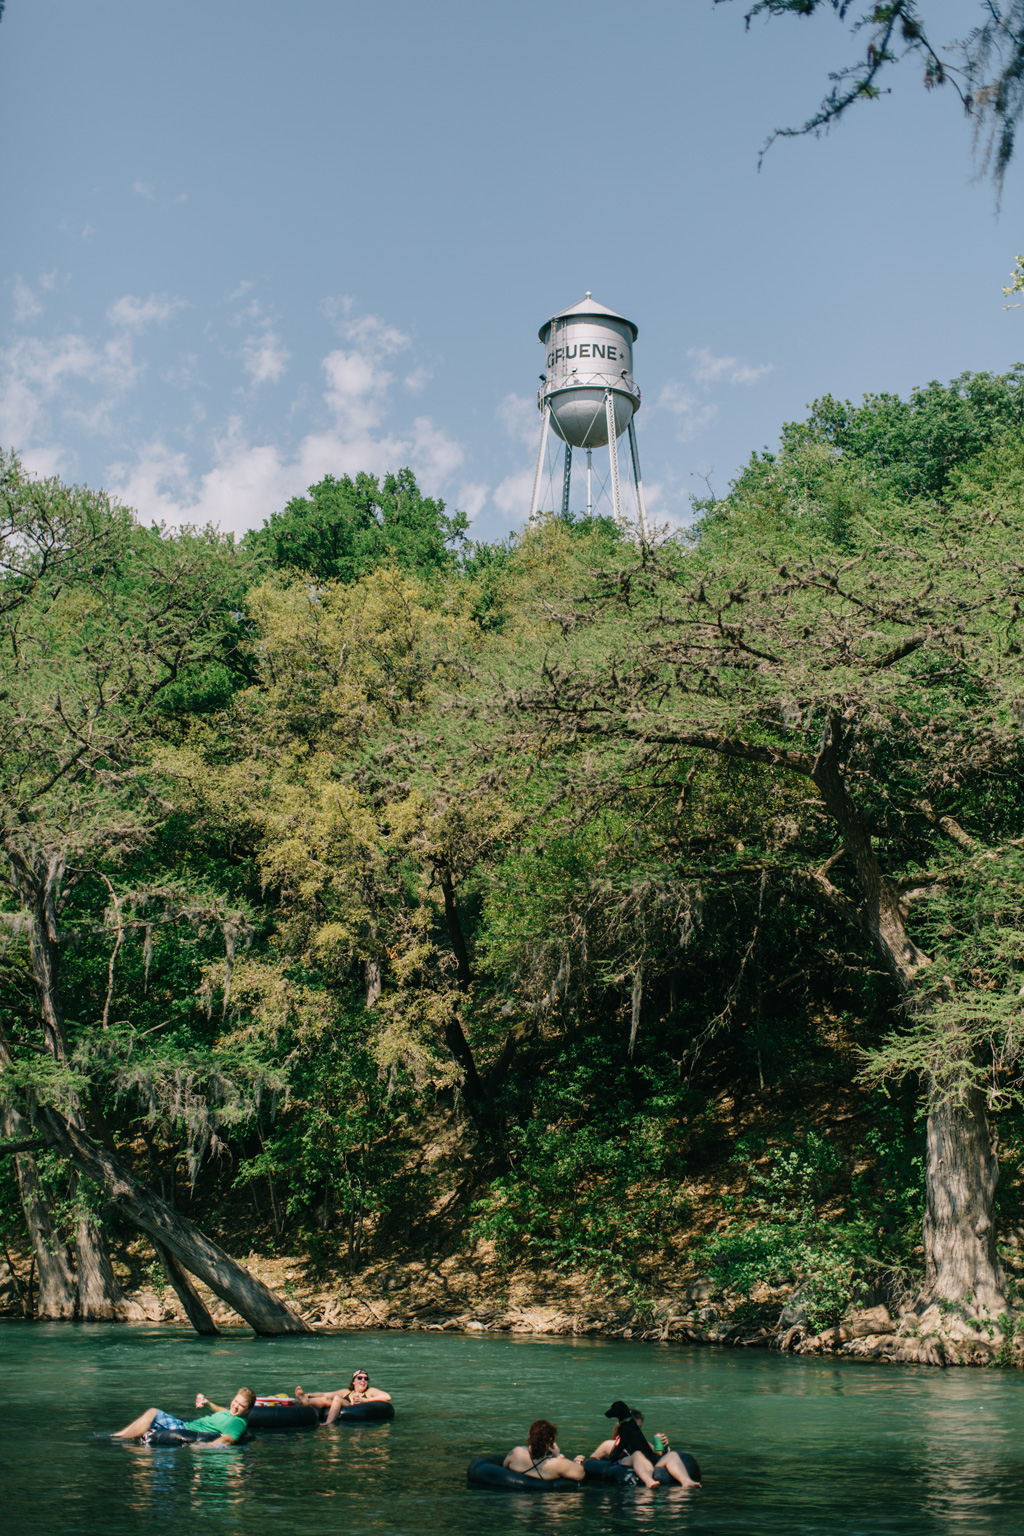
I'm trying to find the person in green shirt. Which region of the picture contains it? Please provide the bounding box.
[110,1388,255,1445]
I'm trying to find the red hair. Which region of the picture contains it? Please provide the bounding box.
[528,1419,557,1459]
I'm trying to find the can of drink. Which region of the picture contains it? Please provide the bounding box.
[653,1434,667,1455]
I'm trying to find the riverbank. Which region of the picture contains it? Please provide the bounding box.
[2,1244,1015,1367]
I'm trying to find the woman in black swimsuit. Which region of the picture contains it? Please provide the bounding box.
[503,1419,585,1483]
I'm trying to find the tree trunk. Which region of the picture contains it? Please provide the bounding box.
[809,710,1006,1314]
[6,852,146,1320]
[437,865,492,1115]
[0,1102,77,1319]
[36,1104,311,1335]
[922,1086,1005,1319]
[152,1239,220,1335]
[75,1207,144,1321]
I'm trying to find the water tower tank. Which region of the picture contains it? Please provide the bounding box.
[538,293,640,447]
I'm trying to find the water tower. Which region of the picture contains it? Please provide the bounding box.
[529,293,649,540]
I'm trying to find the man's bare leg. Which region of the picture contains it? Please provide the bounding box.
[111,1408,160,1440]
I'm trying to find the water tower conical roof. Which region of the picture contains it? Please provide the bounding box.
[538,292,638,343]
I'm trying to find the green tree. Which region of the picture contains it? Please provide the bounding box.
[244,468,468,584]
[0,454,308,1332]
[488,404,1024,1326]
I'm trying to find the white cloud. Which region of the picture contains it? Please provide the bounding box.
[657,381,719,441]
[132,180,155,200]
[404,365,431,394]
[227,280,256,303]
[493,467,535,523]
[321,347,394,436]
[107,292,188,331]
[345,312,410,354]
[7,290,470,539]
[687,346,773,387]
[13,277,42,323]
[410,415,464,483]
[321,294,358,330]
[498,391,540,448]
[12,271,61,324]
[456,481,489,522]
[241,330,290,386]
[104,323,468,537]
[322,297,410,354]
[0,329,141,468]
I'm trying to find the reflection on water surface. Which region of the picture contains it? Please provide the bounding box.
[2,1323,1023,1535]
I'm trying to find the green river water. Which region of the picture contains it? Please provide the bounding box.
[2,1323,1023,1535]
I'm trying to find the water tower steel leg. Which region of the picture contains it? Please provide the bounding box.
[627,417,650,543]
[586,449,593,518]
[605,390,622,523]
[561,442,572,516]
[530,403,551,519]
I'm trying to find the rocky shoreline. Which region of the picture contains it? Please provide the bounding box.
[86,1289,1020,1369]
[3,1253,1014,1368]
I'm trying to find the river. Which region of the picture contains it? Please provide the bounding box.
[1,1323,1022,1535]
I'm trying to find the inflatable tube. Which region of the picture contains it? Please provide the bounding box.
[247,1398,320,1431]
[581,1457,643,1486]
[318,1399,395,1423]
[466,1454,583,1491]
[141,1428,225,1447]
[671,1451,702,1484]
[582,1453,702,1486]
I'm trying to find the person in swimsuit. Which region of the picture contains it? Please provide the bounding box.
[588,1400,700,1489]
[295,1370,391,1424]
[504,1418,585,1482]
[109,1388,255,1445]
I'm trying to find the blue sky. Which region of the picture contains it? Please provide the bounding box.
[1,0,1020,541]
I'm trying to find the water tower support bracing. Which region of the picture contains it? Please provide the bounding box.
[529,403,551,519]
[627,417,650,543]
[605,390,622,522]
[586,448,593,518]
[561,442,572,516]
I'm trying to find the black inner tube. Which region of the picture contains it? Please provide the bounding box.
[247,1402,320,1431]
[466,1454,582,1491]
[319,1399,395,1423]
[581,1452,702,1485]
[141,1428,229,1447]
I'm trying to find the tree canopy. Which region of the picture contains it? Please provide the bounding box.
[243,468,468,584]
[5,432,1024,1347]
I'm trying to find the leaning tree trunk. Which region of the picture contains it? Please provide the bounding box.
[810,713,1006,1317]
[36,1104,311,1335]
[0,1102,77,1319]
[152,1239,220,1335]
[922,1085,1005,1320]
[6,851,144,1320]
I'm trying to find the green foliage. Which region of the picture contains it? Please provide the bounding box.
[472,1045,700,1294]
[694,1115,924,1332]
[243,467,468,583]
[232,1001,400,1268]
[701,368,1024,543]
[5,362,1024,1319]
